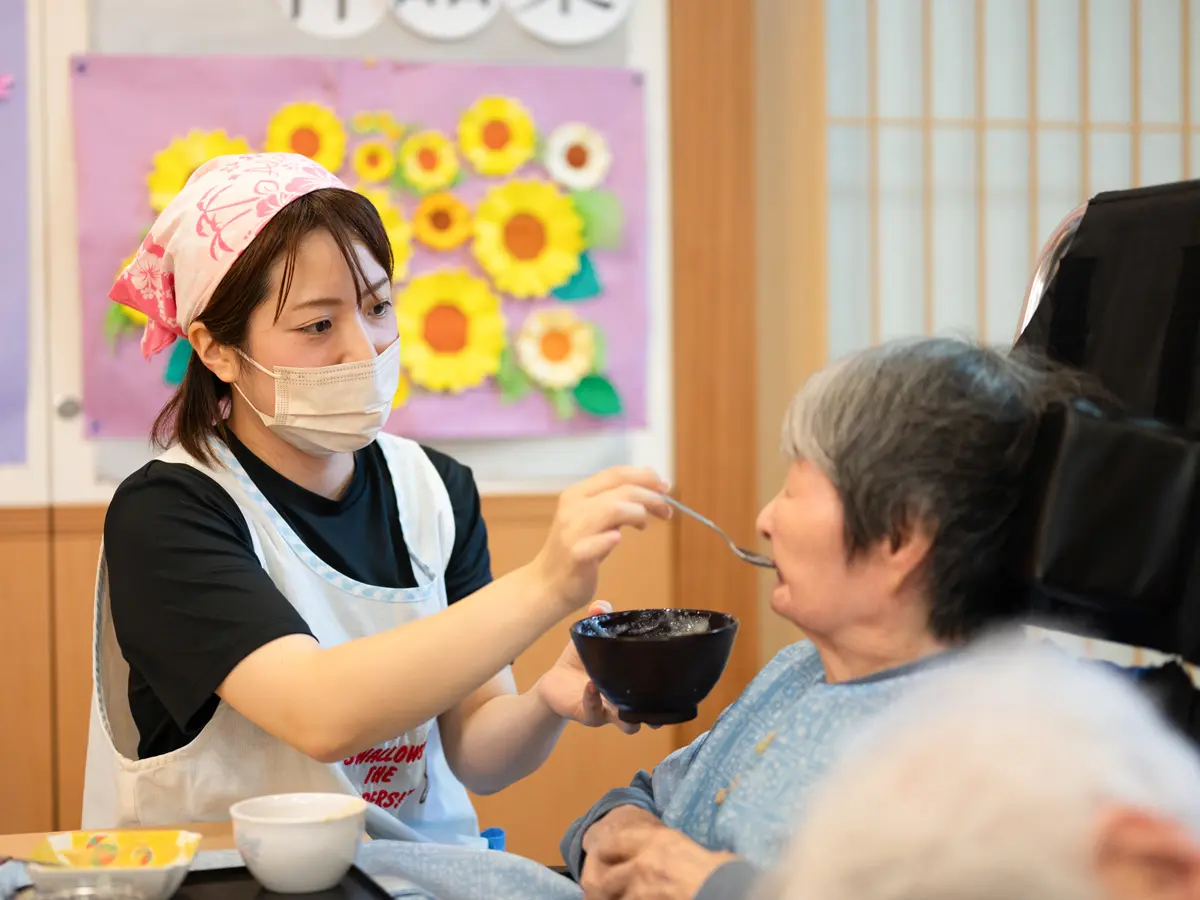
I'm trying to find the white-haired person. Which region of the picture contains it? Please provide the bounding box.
[770,635,1200,900]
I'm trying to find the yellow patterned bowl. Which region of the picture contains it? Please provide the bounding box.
[26,829,202,900]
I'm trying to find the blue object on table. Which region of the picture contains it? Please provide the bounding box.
[481,827,506,851]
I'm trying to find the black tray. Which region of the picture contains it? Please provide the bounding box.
[175,865,388,899]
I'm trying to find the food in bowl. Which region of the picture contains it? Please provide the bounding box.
[571,608,738,724]
[25,829,201,900]
[230,793,366,894]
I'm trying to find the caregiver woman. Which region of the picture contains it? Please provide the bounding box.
[82,153,670,845]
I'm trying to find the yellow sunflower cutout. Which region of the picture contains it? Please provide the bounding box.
[397,270,507,393]
[515,309,597,391]
[265,102,348,173]
[398,130,460,194]
[458,96,536,177]
[107,250,148,332]
[413,193,473,251]
[352,110,405,143]
[118,305,148,326]
[352,140,396,183]
[116,251,147,324]
[147,129,252,212]
[472,180,584,298]
[392,371,411,409]
[115,250,136,280]
[103,249,150,348]
[356,187,413,282]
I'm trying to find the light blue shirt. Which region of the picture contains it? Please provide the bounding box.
[562,640,959,896]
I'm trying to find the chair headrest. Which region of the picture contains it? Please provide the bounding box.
[1013,180,1200,658]
[1012,399,1200,660]
[1018,180,1200,428]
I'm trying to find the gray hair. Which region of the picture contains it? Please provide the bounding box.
[773,636,1200,900]
[782,336,1086,639]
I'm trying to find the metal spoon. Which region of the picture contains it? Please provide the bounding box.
[661,495,775,568]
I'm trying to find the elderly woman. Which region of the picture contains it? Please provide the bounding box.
[566,336,1086,900]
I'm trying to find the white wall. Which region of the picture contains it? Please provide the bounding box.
[0,0,672,507]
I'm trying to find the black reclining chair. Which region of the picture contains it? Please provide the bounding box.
[1012,181,1200,744]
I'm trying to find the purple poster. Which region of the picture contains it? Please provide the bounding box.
[0,1,28,463]
[71,56,647,441]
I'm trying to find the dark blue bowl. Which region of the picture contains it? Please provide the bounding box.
[570,609,739,725]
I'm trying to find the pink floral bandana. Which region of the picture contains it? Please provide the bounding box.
[110,152,348,359]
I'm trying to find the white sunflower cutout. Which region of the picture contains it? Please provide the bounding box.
[514,308,596,391]
[543,123,612,192]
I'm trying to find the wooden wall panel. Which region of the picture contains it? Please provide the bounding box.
[46,498,676,863]
[669,0,761,742]
[0,509,55,834]
[50,505,104,830]
[755,0,828,661]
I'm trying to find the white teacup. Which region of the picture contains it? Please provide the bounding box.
[230,793,367,893]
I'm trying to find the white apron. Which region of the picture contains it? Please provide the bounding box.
[81,434,485,848]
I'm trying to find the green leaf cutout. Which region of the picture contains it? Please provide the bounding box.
[552,252,602,301]
[589,324,607,375]
[573,374,623,417]
[571,190,624,250]
[494,346,513,384]
[496,347,531,403]
[390,165,412,194]
[501,376,530,403]
[163,339,193,387]
[102,304,128,351]
[548,388,577,420]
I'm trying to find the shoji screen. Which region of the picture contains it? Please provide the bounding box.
[826,0,1197,356]
[823,0,1196,665]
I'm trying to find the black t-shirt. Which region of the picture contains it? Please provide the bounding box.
[103,432,492,760]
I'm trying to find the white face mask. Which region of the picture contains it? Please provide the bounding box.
[233,339,401,458]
